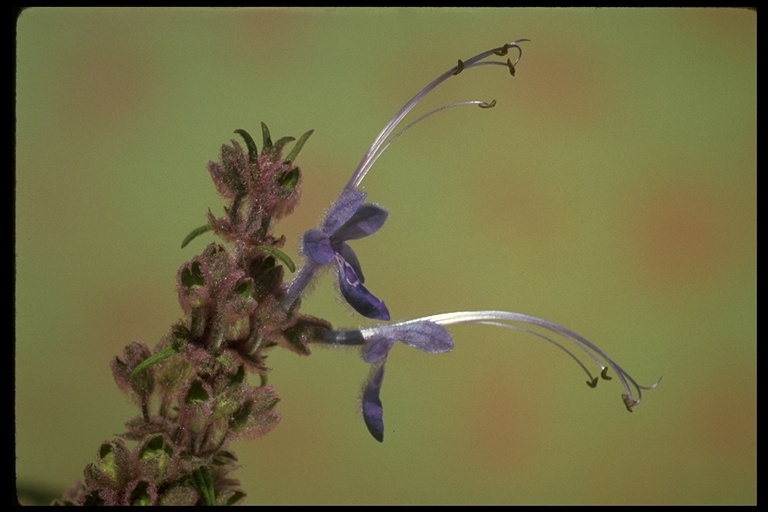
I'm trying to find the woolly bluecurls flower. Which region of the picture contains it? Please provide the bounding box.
[330,322,454,441]
[302,189,390,320]
[283,40,529,318]
[325,311,659,442]
[284,188,389,320]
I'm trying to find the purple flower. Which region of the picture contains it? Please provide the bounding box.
[324,311,659,442]
[360,321,453,441]
[302,188,390,320]
[326,320,454,441]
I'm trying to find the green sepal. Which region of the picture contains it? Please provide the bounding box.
[235,279,253,298]
[258,245,295,272]
[284,129,314,163]
[229,364,246,386]
[191,466,215,506]
[278,168,300,189]
[181,262,205,288]
[130,481,152,506]
[234,128,258,164]
[190,309,204,338]
[185,380,209,404]
[228,403,251,431]
[139,435,169,458]
[181,224,213,249]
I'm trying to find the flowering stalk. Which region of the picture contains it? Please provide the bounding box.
[55,124,328,505]
[56,39,657,505]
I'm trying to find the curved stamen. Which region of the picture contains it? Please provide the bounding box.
[345,39,529,190]
[473,319,599,386]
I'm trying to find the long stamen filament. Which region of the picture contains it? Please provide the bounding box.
[346,40,529,190]
[474,320,598,383]
[361,99,497,179]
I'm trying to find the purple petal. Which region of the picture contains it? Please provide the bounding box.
[336,243,364,282]
[362,334,397,364]
[333,204,389,242]
[322,189,367,234]
[303,229,335,265]
[362,361,386,442]
[336,257,390,320]
[362,321,454,363]
[395,321,454,354]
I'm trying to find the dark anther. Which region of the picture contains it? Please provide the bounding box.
[622,394,636,412]
[600,367,612,381]
[453,59,465,76]
[586,377,599,388]
[493,45,509,56]
[506,58,516,76]
[478,100,497,109]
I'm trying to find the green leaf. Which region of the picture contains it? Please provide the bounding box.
[273,135,296,154]
[215,450,238,462]
[130,344,181,378]
[260,122,272,150]
[226,491,246,506]
[284,129,314,163]
[192,466,215,506]
[181,224,212,249]
[234,128,258,163]
[258,245,295,272]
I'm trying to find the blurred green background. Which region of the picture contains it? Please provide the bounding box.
[15,8,755,505]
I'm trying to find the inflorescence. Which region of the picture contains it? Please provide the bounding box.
[57,39,657,506]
